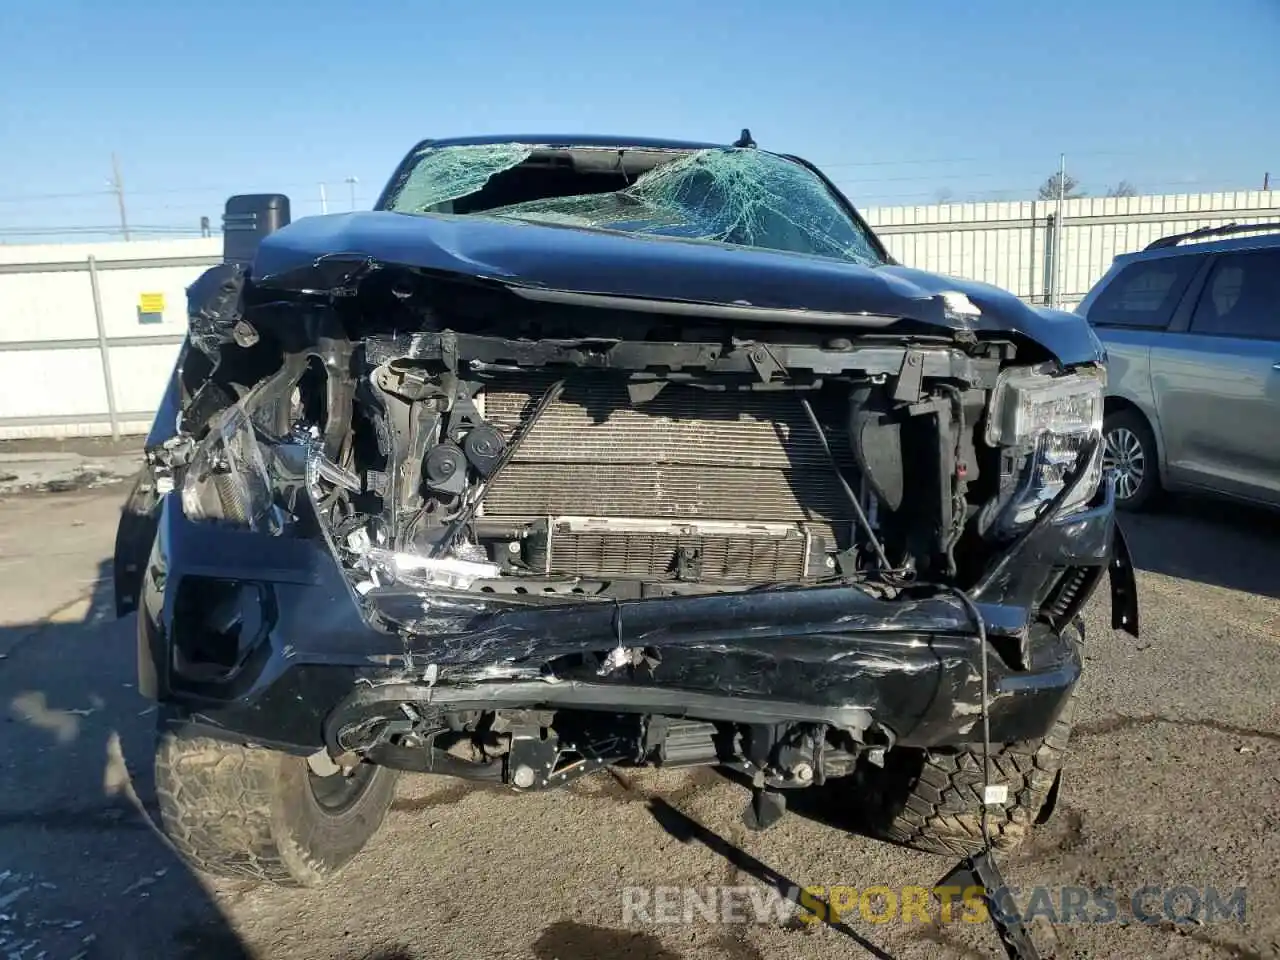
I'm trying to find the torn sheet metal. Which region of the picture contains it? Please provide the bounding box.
[185,262,246,359]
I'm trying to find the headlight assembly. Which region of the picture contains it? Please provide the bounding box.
[181,403,283,534]
[987,364,1105,526]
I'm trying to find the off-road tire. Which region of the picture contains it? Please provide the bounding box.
[155,728,399,887]
[856,615,1080,858]
[864,696,1074,857]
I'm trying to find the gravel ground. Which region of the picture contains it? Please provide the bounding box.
[0,484,1277,959]
[0,437,142,496]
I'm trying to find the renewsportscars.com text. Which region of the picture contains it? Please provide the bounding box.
[621,884,1247,927]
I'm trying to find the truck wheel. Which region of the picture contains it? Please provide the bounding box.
[858,693,1076,857]
[1103,408,1159,511]
[155,728,398,887]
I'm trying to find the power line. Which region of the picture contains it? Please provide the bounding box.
[0,190,111,204]
[0,226,209,236]
[834,170,1050,185]
[0,149,1153,205]
[0,178,362,205]
[0,147,1219,208]
[809,147,1150,169]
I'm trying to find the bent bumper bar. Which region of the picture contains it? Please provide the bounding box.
[137,484,1135,755]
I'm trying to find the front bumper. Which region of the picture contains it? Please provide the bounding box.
[135,481,1136,756]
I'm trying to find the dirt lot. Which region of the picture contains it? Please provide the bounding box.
[1,482,1277,959]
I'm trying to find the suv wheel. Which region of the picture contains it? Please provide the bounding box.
[155,725,398,887]
[1102,408,1159,511]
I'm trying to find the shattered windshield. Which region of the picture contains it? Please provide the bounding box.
[389,143,535,212]
[384,144,883,266]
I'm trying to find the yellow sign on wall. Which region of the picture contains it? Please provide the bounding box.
[138,292,165,314]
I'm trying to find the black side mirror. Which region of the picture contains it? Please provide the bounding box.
[222,194,291,265]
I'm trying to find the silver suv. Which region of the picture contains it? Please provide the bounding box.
[1078,223,1280,511]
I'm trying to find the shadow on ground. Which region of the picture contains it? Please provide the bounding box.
[600,768,901,960]
[0,558,254,960]
[1120,494,1280,599]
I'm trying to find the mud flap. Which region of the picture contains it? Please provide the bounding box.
[113,470,162,617]
[1108,522,1139,638]
[938,850,1059,959]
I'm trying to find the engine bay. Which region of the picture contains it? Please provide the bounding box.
[175,313,1056,614]
[340,343,999,601]
[158,237,1111,637]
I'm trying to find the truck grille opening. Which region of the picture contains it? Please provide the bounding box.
[478,375,855,582]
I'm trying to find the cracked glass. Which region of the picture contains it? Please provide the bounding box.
[389,143,535,212]
[386,145,881,266]
[488,148,881,265]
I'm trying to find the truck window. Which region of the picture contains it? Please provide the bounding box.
[1189,249,1280,341]
[1087,257,1199,329]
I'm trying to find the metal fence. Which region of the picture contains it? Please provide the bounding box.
[864,189,1280,310]
[0,239,219,439]
[2,190,1279,438]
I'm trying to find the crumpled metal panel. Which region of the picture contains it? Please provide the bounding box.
[185,262,246,359]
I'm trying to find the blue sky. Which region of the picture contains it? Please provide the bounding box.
[2,0,1278,241]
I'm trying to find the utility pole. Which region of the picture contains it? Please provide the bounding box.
[345,175,359,211]
[110,153,130,241]
[319,182,329,214]
[1050,152,1066,309]
[1265,172,1271,191]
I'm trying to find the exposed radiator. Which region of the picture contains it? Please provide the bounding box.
[481,376,854,522]
[478,375,855,580]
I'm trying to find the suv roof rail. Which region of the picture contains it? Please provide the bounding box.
[1145,221,1280,250]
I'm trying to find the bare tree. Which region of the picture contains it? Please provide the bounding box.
[932,187,954,204]
[1105,180,1139,198]
[1037,171,1086,201]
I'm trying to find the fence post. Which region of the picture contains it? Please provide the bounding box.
[1049,210,1064,310]
[87,255,121,440]
[1040,211,1057,306]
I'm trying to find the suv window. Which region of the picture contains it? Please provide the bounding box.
[1087,257,1199,328]
[1189,249,1280,341]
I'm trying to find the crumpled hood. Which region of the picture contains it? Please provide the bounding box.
[252,211,1105,365]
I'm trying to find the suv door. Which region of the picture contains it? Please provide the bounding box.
[1150,246,1280,505]
[1081,252,1203,500]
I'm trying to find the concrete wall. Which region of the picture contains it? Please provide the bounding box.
[3,191,1280,438]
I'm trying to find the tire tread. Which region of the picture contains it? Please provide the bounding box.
[155,731,395,887]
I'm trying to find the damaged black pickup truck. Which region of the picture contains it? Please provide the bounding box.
[114,133,1138,887]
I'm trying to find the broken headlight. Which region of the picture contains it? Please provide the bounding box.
[181,403,283,534]
[987,364,1105,526]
